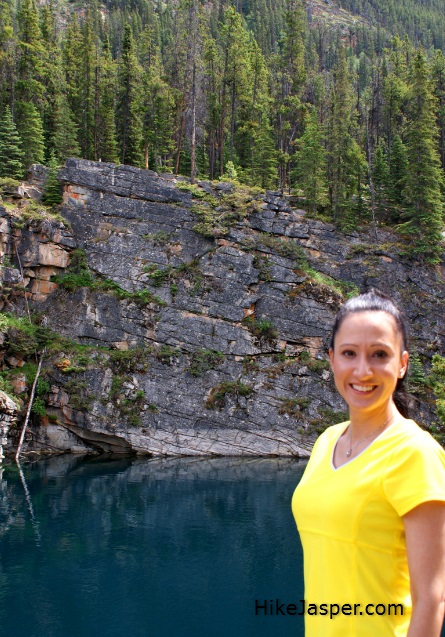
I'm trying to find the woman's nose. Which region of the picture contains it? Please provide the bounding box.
[355,356,372,377]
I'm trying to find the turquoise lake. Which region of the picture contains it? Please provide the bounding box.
[1,455,443,637]
[0,456,306,637]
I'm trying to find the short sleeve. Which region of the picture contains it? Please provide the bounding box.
[383,431,445,517]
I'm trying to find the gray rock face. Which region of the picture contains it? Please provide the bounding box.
[0,391,17,461]
[2,158,444,456]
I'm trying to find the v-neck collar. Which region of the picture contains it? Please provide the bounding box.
[331,419,399,471]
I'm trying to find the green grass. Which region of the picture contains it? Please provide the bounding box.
[205,380,252,410]
[278,397,310,417]
[190,182,263,238]
[109,346,151,374]
[242,316,278,344]
[156,345,181,364]
[188,349,224,377]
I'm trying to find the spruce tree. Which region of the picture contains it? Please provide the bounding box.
[327,47,367,228]
[79,9,99,160]
[236,37,276,187]
[15,0,45,105]
[0,106,25,179]
[217,7,253,175]
[293,109,328,213]
[51,96,80,162]
[143,66,176,171]
[0,1,15,110]
[388,134,407,219]
[431,49,445,171]
[272,0,307,191]
[382,47,408,161]
[63,15,83,135]
[252,120,278,188]
[202,34,222,180]
[98,38,119,164]
[372,141,389,216]
[116,24,143,167]
[401,49,444,263]
[40,4,79,163]
[16,100,45,166]
[42,150,62,206]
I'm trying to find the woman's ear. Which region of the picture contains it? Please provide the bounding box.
[328,347,334,370]
[399,350,409,378]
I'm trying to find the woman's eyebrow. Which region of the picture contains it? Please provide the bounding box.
[337,341,393,348]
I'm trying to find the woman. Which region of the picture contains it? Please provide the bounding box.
[292,289,445,636]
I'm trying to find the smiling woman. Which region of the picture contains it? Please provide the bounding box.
[329,310,408,456]
[292,289,445,637]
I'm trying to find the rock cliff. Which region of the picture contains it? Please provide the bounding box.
[0,159,444,456]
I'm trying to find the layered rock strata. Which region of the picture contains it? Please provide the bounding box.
[1,159,444,456]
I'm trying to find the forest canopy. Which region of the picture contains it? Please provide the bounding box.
[0,0,444,261]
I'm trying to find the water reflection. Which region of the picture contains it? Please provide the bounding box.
[0,456,306,637]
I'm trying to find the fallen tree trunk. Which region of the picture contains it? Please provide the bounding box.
[15,353,44,462]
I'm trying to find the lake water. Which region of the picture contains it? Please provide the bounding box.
[1,455,444,637]
[0,456,306,637]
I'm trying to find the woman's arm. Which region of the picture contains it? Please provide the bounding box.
[404,501,445,637]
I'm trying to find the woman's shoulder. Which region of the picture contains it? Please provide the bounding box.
[388,418,445,462]
[383,419,445,515]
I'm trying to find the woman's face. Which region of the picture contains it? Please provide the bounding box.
[328,311,409,417]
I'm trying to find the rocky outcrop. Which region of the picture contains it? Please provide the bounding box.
[0,391,17,461]
[0,158,444,457]
[0,202,75,305]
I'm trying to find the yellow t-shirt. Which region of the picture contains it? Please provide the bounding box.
[292,419,445,637]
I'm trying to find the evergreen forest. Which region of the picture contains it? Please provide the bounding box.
[1,0,445,261]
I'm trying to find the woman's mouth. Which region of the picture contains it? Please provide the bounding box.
[351,384,376,393]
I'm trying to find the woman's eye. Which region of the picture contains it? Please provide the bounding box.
[342,350,355,357]
[373,351,388,358]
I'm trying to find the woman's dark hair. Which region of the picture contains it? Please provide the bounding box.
[330,288,410,417]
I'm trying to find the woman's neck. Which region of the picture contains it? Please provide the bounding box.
[347,402,400,437]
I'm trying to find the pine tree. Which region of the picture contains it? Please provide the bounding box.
[162,1,192,175]
[327,46,367,228]
[116,24,143,167]
[63,15,83,134]
[218,8,255,175]
[176,0,203,181]
[251,119,278,188]
[0,106,25,178]
[51,96,80,162]
[431,49,445,171]
[42,150,62,206]
[143,63,176,172]
[78,8,100,160]
[236,37,277,187]
[40,4,79,163]
[388,134,407,219]
[401,49,444,263]
[0,1,16,111]
[382,42,409,160]
[98,38,119,164]
[293,109,328,213]
[16,101,45,166]
[272,0,307,191]
[203,34,222,180]
[15,0,45,106]
[372,141,389,216]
